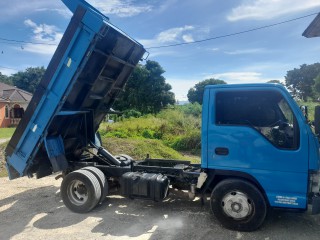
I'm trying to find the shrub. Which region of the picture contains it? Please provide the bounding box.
[180,103,202,117]
[123,109,142,118]
[104,129,129,138]
[99,107,201,155]
[142,129,155,139]
[169,131,201,152]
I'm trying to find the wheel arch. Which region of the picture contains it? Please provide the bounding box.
[207,169,270,207]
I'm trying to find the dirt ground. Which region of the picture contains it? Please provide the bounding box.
[1,176,320,240]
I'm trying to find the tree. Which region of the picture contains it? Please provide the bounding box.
[0,72,12,85]
[314,74,320,97]
[285,63,320,101]
[187,78,226,104]
[267,80,283,85]
[11,67,46,93]
[115,60,175,114]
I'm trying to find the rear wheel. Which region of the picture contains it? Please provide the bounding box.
[61,169,101,213]
[210,179,267,231]
[82,166,108,203]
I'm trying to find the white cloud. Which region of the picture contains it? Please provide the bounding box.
[35,8,72,18]
[22,19,62,55]
[0,0,63,22]
[138,26,195,57]
[208,72,284,84]
[0,64,36,76]
[87,0,152,17]
[0,67,18,76]
[147,50,177,58]
[224,48,266,55]
[166,77,200,101]
[158,0,179,13]
[167,71,285,101]
[210,48,220,52]
[139,26,195,48]
[157,26,194,43]
[0,0,152,22]
[182,34,194,43]
[227,0,320,21]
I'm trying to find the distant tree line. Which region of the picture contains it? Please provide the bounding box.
[114,60,175,114]
[187,63,320,104]
[2,61,320,114]
[187,78,227,104]
[0,67,45,93]
[285,63,320,101]
[0,60,175,115]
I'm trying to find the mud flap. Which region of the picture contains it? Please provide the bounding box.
[311,195,320,214]
[44,135,68,172]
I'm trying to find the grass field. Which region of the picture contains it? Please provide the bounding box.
[102,137,200,163]
[0,143,7,177]
[0,128,15,177]
[0,128,15,139]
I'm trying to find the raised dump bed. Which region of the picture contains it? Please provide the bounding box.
[5,0,146,179]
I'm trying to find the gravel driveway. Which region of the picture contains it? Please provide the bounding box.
[0,138,9,144]
[1,176,320,240]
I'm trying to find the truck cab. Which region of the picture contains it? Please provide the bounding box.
[201,83,320,230]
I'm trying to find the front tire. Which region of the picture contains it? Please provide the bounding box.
[210,179,267,231]
[61,169,101,213]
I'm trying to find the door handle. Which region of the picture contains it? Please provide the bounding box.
[215,147,229,156]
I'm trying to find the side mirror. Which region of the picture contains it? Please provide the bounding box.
[300,105,308,121]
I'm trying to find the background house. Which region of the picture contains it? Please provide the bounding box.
[303,13,320,38]
[0,82,32,128]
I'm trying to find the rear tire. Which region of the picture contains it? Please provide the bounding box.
[61,169,101,213]
[210,179,267,232]
[82,166,108,203]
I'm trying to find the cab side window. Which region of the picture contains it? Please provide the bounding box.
[215,90,299,150]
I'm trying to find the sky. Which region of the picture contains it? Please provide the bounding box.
[0,0,320,101]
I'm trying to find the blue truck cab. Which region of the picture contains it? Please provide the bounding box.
[201,83,320,230]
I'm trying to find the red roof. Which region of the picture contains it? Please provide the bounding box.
[0,82,32,102]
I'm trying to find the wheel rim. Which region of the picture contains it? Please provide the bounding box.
[221,191,253,219]
[67,180,89,206]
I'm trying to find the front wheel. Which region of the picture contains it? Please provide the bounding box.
[210,179,267,232]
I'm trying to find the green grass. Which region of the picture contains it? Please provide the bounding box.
[102,137,200,163]
[0,143,7,177]
[0,166,7,177]
[0,128,15,139]
[98,107,202,164]
[296,101,318,122]
[99,106,202,155]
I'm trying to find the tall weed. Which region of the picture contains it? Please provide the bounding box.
[99,104,201,155]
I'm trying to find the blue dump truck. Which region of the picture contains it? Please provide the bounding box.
[5,0,320,232]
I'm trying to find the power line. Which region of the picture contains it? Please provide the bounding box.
[0,37,57,46]
[0,66,20,71]
[147,12,320,49]
[0,11,318,49]
[0,41,27,46]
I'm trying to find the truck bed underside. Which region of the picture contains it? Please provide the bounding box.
[5,3,145,179]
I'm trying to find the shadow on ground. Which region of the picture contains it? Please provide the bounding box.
[1,185,320,240]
